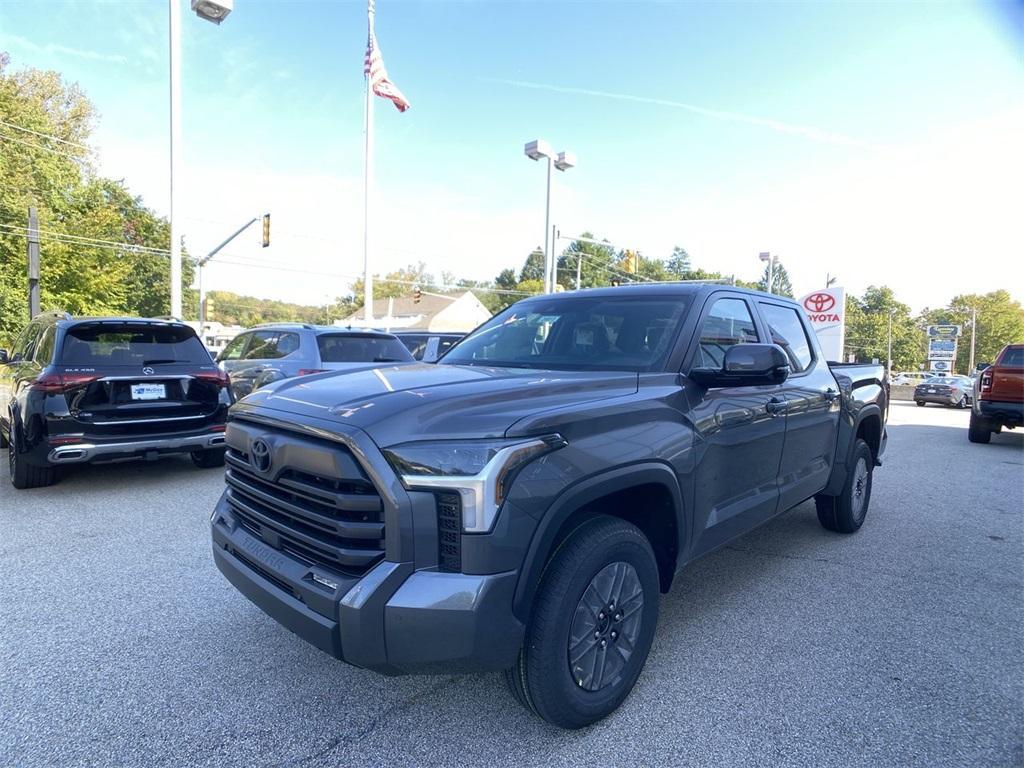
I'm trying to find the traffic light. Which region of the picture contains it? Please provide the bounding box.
[623,250,638,274]
[261,213,270,248]
[413,287,422,303]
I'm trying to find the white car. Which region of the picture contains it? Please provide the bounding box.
[892,371,936,386]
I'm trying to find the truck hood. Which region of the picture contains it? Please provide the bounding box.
[237,363,639,445]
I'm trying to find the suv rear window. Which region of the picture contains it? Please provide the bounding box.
[60,324,211,366]
[316,334,413,363]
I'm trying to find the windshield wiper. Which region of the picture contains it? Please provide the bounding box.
[142,359,178,365]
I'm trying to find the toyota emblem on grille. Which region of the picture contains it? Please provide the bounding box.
[142,366,155,375]
[250,439,272,473]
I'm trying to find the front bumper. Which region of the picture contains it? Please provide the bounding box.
[210,492,524,675]
[47,431,225,464]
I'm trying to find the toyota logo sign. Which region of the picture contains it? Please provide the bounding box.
[803,293,836,313]
[250,439,272,473]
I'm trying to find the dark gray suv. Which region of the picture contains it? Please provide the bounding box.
[217,324,414,399]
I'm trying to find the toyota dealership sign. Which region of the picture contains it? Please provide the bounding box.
[798,287,846,362]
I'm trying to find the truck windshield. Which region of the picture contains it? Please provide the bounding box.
[441,296,689,371]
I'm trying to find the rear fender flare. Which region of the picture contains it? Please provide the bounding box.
[511,462,685,623]
[823,404,883,496]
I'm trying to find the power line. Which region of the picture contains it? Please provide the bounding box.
[0,132,90,163]
[0,119,93,152]
[0,222,170,256]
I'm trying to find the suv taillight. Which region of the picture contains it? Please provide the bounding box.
[979,370,993,395]
[194,370,231,387]
[29,373,98,393]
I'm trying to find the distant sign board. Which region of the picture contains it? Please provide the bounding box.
[929,360,951,372]
[927,325,961,338]
[928,337,956,361]
[799,287,845,362]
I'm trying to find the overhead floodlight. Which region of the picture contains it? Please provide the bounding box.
[191,0,233,24]
[759,251,771,262]
[554,151,576,171]
[524,139,554,161]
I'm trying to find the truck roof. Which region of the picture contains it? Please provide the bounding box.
[518,282,798,304]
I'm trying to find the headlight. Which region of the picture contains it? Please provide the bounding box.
[383,435,567,533]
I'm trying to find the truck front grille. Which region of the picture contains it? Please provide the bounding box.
[224,440,385,577]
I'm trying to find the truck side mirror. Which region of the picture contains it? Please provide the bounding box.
[689,343,791,388]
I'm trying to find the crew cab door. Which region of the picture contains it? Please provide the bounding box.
[756,300,841,511]
[685,295,788,557]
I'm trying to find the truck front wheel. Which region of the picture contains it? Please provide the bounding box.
[815,439,873,534]
[505,516,660,729]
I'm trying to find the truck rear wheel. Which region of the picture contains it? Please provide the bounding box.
[815,439,872,534]
[504,516,659,729]
[968,413,992,444]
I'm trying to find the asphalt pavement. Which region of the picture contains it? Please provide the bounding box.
[2,401,1021,767]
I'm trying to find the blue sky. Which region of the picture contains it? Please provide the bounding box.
[1,0,1022,309]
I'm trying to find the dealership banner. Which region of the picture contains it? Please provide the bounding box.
[798,287,846,362]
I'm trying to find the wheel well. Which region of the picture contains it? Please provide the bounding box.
[857,414,882,461]
[549,483,679,593]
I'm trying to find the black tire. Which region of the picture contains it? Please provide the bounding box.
[815,439,873,534]
[968,413,992,444]
[191,448,226,468]
[915,400,925,407]
[956,395,967,409]
[8,422,56,489]
[504,516,660,729]
[0,423,8,449]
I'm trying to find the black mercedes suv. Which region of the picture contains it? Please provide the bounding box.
[1,312,233,489]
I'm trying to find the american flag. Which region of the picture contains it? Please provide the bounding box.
[364,3,410,113]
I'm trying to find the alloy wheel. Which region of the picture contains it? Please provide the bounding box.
[568,561,644,692]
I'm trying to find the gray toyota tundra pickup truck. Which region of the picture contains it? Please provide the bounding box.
[210,284,888,728]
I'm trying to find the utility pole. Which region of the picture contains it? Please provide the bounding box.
[886,309,894,377]
[27,207,40,319]
[168,0,183,320]
[575,249,583,291]
[969,308,978,372]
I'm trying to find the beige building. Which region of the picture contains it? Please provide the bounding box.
[342,291,492,333]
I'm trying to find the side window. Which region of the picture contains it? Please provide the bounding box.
[759,303,814,373]
[21,323,43,362]
[243,331,296,360]
[10,325,32,361]
[695,298,759,368]
[219,333,250,361]
[34,326,56,365]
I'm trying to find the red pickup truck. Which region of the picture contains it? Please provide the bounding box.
[969,343,1024,443]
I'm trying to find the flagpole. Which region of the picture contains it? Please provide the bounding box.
[362,0,375,325]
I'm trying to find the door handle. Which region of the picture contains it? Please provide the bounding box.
[766,397,787,416]
[824,388,839,402]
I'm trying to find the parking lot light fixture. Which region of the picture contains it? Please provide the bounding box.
[524,140,576,293]
[191,0,233,24]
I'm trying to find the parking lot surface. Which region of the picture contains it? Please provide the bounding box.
[2,401,1022,767]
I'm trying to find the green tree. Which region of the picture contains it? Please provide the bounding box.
[519,248,546,283]
[843,286,922,370]
[921,291,1024,373]
[666,246,691,278]
[0,54,190,344]
[758,261,794,297]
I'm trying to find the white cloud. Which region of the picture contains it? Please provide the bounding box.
[0,33,129,65]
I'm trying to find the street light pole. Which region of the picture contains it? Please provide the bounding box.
[969,307,978,372]
[524,140,575,294]
[169,0,183,320]
[759,251,777,294]
[887,309,894,376]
